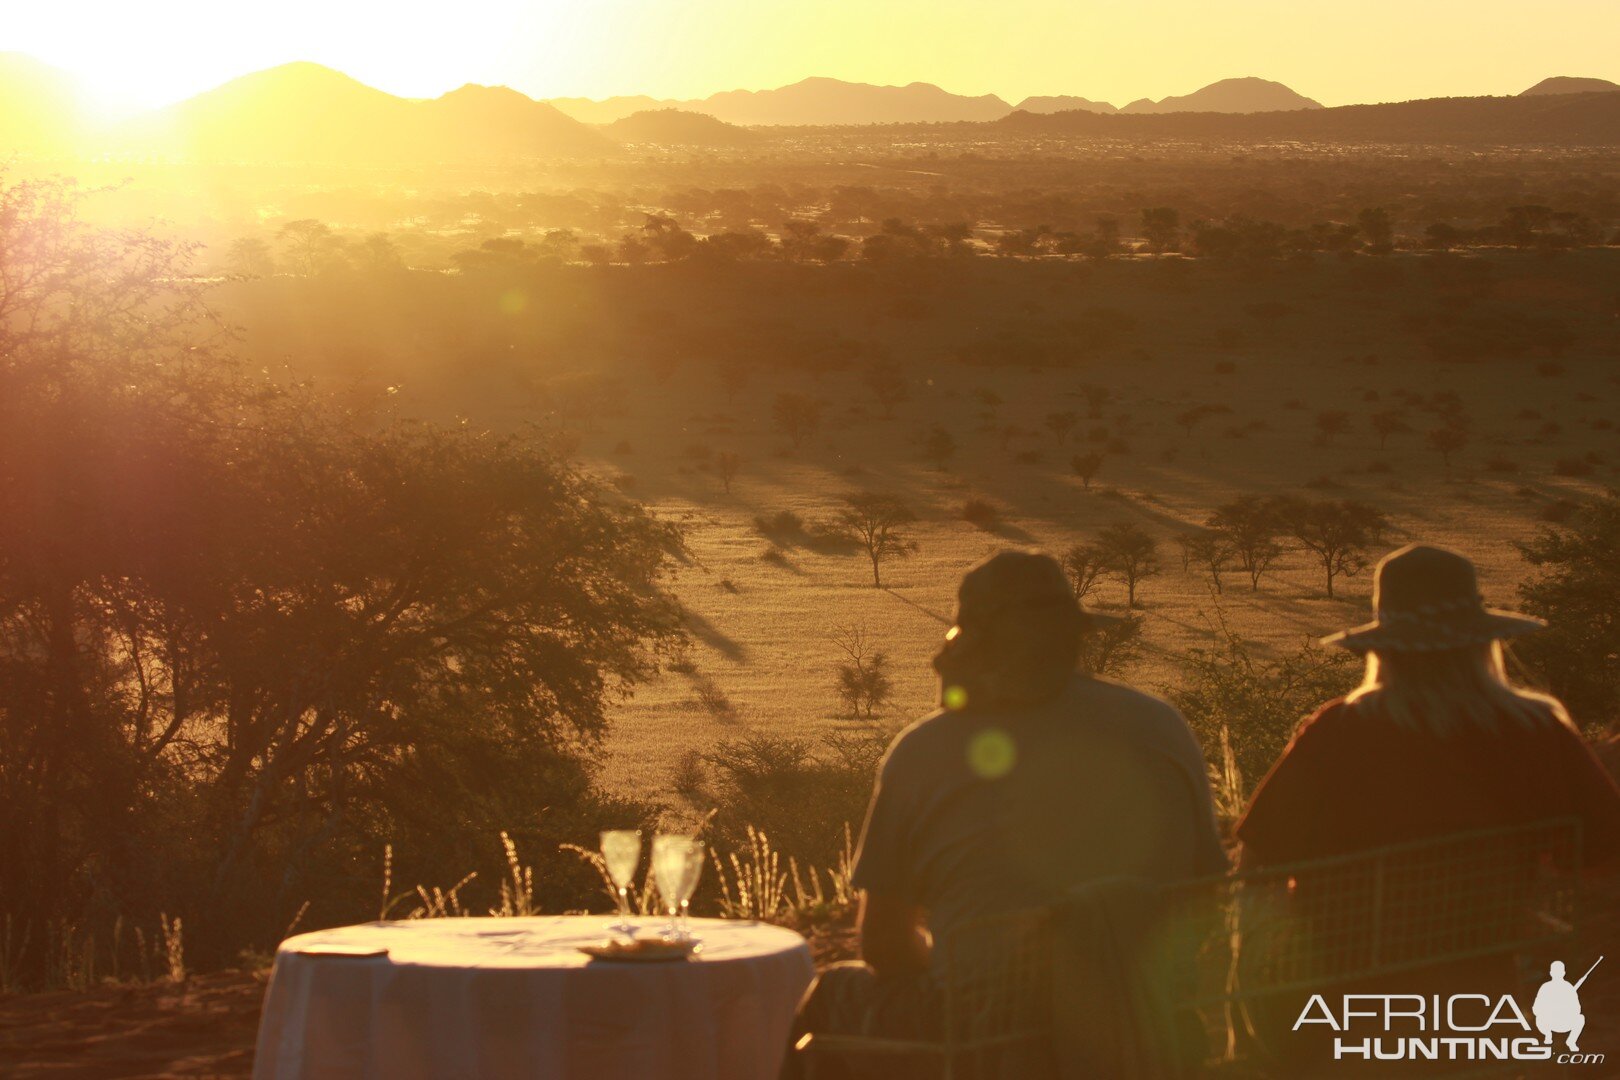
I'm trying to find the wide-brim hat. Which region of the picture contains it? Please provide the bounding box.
[952,549,1124,635]
[1322,543,1545,653]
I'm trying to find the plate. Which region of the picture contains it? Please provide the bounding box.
[579,938,700,963]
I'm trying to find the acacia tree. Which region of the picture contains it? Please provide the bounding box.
[0,176,686,980]
[923,426,956,470]
[839,494,918,587]
[716,451,742,494]
[864,363,909,419]
[1046,411,1078,444]
[1094,522,1161,608]
[1427,425,1470,468]
[1275,497,1389,599]
[1061,544,1110,603]
[1370,409,1411,449]
[772,392,822,451]
[1315,410,1351,444]
[1071,452,1105,489]
[1208,497,1285,591]
[832,625,893,719]
[1182,531,1235,594]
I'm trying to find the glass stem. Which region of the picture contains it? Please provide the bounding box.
[616,887,629,920]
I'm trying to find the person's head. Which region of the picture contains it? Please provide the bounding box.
[1551,960,1566,979]
[1326,544,1567,737]
[933,550,1088,710]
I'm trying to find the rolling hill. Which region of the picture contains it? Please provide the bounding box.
[1120,77,1322,114]
[1521,76,1620,96]
[1014,95,1117,115]
[998,90,1620,144]
[552,77,1013,125]
[112,62,613,163]
[603,109,759,147]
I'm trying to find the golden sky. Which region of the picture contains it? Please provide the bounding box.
[9,0,1618,112]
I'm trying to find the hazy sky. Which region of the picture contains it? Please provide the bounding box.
[9,0,1619,112]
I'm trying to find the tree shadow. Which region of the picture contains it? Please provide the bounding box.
[682,608,748,663]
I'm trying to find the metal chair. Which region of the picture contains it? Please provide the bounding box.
[793,818,1582,1078]
[795,904,1054,1079]
[1160,817,1583,1070]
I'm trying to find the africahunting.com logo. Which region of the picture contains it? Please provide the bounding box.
[1294,956,1605,1065]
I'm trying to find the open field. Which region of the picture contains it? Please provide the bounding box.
[206,249,1620,796]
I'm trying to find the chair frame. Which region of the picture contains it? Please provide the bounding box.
[793,818,1583,1078]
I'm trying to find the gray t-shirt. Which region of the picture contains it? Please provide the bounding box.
[851,674,1227,947]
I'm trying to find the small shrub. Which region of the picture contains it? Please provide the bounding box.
[960,499,1000,531]
[1539,499,1580,523]
[1554,457,1594,478]
[1485,456,1520,474]
[753,510,805,538]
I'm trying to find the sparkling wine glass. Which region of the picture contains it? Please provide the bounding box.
[600,829,641,935]
[652,835,702,941]
[676,841,705,942]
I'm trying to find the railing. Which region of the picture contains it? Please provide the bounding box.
[795,818,1583,1078]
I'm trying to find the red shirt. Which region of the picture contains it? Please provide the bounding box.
[1236,699,1620,868]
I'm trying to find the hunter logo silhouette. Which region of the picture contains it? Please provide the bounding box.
[1534,957,1601,1052]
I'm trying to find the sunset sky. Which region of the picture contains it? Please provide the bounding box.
[8,0,1618,112]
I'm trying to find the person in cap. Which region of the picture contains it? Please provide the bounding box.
[1234,545,1620,1071]
[1237,543,1620,868]
[786,550,1226,1078]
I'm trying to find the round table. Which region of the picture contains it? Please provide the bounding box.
[252,916,815,1080]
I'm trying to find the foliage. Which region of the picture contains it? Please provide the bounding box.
[1166,616,1360,795]
[1273,497,1390,599]
[1514,498,1620,731]
[1093,522,1162,608]
[837,493,919,587]
[832,625,894,720]
[0,174,683,983]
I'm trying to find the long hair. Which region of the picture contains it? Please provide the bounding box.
[1343,640,1571,737]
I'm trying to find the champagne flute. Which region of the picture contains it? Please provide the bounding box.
[652,835,700,941]
[600,829,641,936]
[676,841,705,943]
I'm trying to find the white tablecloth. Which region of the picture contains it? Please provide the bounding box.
[253,916,815,1080]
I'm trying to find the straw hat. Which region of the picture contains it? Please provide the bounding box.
[1322,544,1545,653]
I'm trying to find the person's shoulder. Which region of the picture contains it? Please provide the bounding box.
[1276,698,1360,757]
[1073,674,1187,729]
[879,706,961,770]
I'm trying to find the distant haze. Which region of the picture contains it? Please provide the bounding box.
[2,0,1617,112]
[3,55,1618,160]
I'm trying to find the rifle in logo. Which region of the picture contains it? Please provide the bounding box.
[1535,956,1601,1053]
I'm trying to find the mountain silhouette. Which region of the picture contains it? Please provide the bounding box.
[551,77,1012,125]
[604,109,759,147]
[1014,95,1118,115]
[1520,76,1620,96]
[1120,77,1323,114]
[114,62,611,163]
[999,91,1620,144]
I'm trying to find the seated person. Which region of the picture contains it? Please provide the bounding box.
[1235,544,1620,1070]
[787,550,1227,1078]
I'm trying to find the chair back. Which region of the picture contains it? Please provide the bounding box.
[1158,818,1583,1066]
[936,905,1055,1057]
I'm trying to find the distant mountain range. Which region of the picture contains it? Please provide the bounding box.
[997,90,1620,144]
[552,77,1013,125]
[547,75,1322,124]
[2,54,1618,161]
